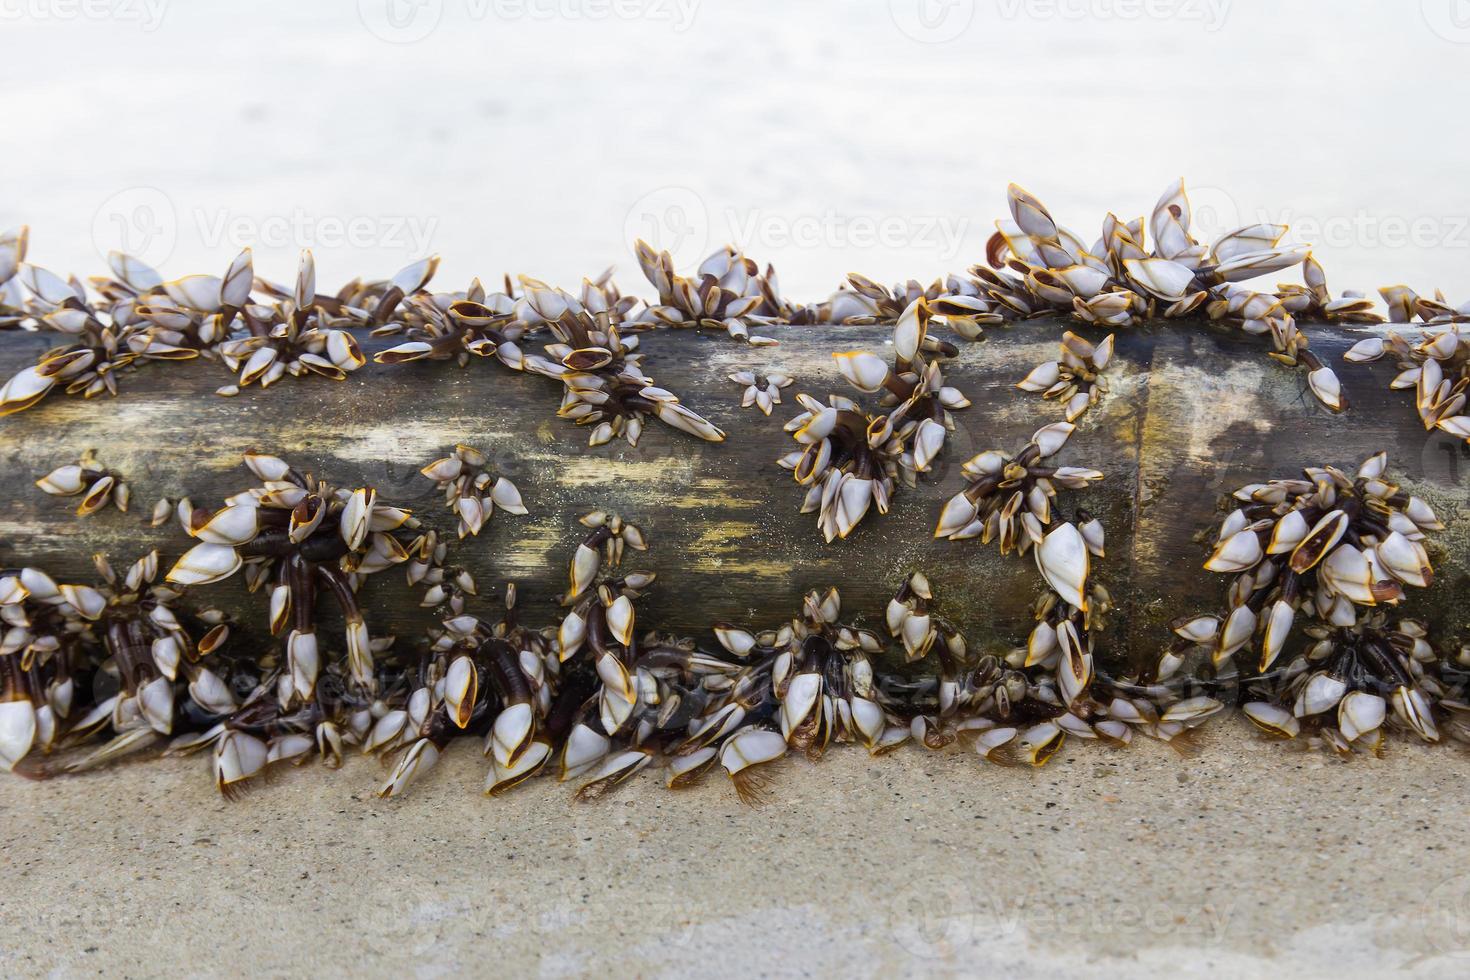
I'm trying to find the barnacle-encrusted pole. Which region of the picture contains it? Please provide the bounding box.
[2,318,1464,668]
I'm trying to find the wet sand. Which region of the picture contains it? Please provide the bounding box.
[3,714,1468,979]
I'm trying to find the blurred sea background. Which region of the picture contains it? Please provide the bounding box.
[5,0,1469,302]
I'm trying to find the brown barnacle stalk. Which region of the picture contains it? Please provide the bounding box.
[512,283,725,447]
[0,567,89,772]
[778,299,969,541]
[214,250,368,395]
[1343,297,1469,445]
[0,251,205,416]
[1171,453,1446,754]
[1205,285,1348,412]
[35,450,131,516]
[1015,330,1115,422]
[629,241,794,345]
[933,422,1102,552]
[333,255,440,330]
[419,444,528,538]
[164,453,415,706]
[727,368,793,416]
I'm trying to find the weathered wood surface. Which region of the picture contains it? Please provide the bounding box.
[1,320,1466,671]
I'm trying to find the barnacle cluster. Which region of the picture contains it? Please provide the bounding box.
[812,273,994,342]
[522,287,726,447]
[35,450,131,516]
[418,444,527,539]
[727,367,793,416]
[630,241,795,345]
[1015,331,1114,422]
[778,299,969,540]
[1170,454,1457,755]
[0,244,727,453]
[0,554,233,777]
[933,422,1103,552]
[1344,294,1469,447]
[0,179,1448,429]
[166,454,417,703]
[947,181,1372,412]
[2,486,1196,801]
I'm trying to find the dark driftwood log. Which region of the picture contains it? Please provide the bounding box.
[1,319,1466,672]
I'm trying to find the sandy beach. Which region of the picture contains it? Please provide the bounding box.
[4,714,1469,979]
